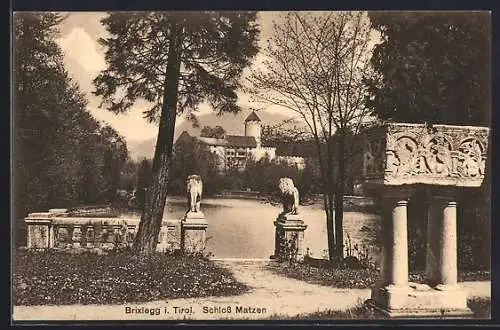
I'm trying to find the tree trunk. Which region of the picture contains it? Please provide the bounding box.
[323,137,336,263]
[133,24,183,254]
[324,192,335,263]
[334,131,346,262]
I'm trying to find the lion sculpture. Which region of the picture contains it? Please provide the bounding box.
[278,177,299,215]
[186,174,203,213]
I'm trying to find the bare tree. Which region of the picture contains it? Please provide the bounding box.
[248,11,376,262]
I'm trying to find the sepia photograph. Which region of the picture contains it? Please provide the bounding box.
[11,10,492,322]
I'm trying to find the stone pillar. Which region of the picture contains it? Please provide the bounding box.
[426,199,458,289]
[380,199,409,287]
[439,201,458,287]
[371,198,409,311]
[25,218,53,249]
[272,214,307,262]
[181,212,208,254]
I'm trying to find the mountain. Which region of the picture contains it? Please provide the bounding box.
[127,108,297,160]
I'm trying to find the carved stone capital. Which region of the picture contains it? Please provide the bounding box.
[362,123,489,189]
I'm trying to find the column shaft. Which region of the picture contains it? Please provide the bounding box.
[425,199,458,287]
[440,201,458,286]
[381,199,409,286]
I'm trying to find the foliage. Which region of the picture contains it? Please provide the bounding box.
[243,155,304,197]
[13,12,129,243]
[169,137,221,195]
[367,12,490,126]
[268,303,380,320]
[261,119,312,147]
[94,12,260,120]
[268,260,490,291]
[13,249,248,305]
[343,232,375,270]
[249,12,377,261]
[267,261,379,289]
[200,125,226,139]
[119,159,140,191]
[93,12,259,253]
[268,297,491,319]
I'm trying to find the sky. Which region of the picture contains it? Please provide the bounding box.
[55,11,285,143]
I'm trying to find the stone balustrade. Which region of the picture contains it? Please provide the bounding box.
[24,210,181,252]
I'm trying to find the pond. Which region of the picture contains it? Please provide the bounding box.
[160,196,382,263]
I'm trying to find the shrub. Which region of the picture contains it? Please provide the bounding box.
[268,297,490,319]
[13,249,248,305]
[267,261,380,289]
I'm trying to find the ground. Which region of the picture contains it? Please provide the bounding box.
[12,259,491,321]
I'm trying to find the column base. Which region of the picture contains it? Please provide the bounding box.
[369,281,472,319]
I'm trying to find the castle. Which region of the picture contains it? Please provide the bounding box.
[175,111,305,172]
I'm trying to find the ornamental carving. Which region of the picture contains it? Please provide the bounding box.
[362,123,489,187]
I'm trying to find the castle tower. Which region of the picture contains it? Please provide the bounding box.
[244,110,262,148]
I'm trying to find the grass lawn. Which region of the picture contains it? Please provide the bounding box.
[13,249,248,306]
[266,261,490,289]
[268,297,491,319]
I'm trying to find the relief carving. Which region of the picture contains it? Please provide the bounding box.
[363,123,489,186]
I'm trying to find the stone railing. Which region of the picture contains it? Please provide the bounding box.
[24,209,181,252]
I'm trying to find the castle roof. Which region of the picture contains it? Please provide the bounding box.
[226,135,257,148]
[196,135,257,148]
[245,111,261,122]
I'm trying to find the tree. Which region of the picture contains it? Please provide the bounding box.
[261,118,313,147]
[94,12,259,254]
[200,125,226,139]
[366,12,490,126]
[249,12,375,262]
[13,13,130,247]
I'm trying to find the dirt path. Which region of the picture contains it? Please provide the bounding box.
[12,259,491,321]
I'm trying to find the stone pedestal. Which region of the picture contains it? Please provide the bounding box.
[25,218,53,249]
[273,214,307,262]
[361,123,489,319]
[181,212,208,254]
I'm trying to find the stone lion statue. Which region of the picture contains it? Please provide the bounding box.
[278,177,299,215]
[186,174,203,213]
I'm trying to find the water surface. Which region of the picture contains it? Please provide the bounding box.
[161,197,381,262]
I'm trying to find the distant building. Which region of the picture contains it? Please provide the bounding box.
[174,111,306,172]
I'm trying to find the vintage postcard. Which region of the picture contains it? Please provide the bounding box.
[11,10,492,323]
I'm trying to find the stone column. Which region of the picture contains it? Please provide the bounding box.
[381,199,409,287]
[425,198,458,289]
[438,201,458,288]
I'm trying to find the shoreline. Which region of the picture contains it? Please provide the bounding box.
[167,193,378,213]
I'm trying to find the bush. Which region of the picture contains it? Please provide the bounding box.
[267,261,380,289]
[268,260,490,290]
[13,249,248,305]
[268,297,490,319]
